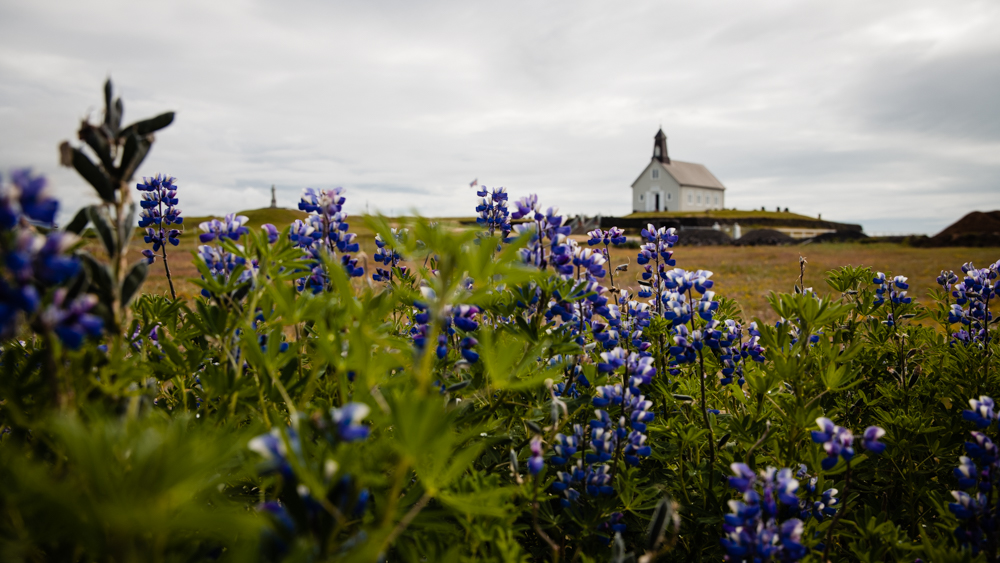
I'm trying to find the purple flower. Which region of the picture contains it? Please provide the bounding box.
[862,426,886,454]
[199,213,249,243]
[261,223,279,244]
[39,289,103,349]
[963,396,996,428]
[528,436,544,475]
[8,169,58,226]
[811,417,854,470]
[330,403,371,442]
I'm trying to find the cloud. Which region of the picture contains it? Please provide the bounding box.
[1,0,999,234]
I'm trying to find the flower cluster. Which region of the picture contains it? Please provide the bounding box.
[250,408,371,558]
[372,228,407,284]
[947,261,998,347]
[549,346,656,507]
[290,188,364,292]
[475,186,511,249]
[136,174,183,264]
[811,417,885,470]
[949,396,1000,553]
[635,224,678,314]
[510,195,572,275]
[197,214,256,295]
[872,272,911,307]
[0,170,102,347]
[410,295,481,363]
[722,463,807,562]
[794,464,840,522]
[0,169,58,228]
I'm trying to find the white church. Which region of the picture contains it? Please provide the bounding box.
[631,129,726,213]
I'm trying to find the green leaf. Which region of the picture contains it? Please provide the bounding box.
[118,133,151,183]
[118,203,137,252]
[120,112,174,138]
[64,206,91,235]
[437,490,510,517]
[72,148,115,202]
[77,123,114,171]
[79,252,114,308]
[87,206,117,258]
[120,260,148,307]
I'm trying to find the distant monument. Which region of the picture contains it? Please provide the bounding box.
[270,185,277,208]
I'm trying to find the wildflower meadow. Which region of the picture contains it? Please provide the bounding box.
[2,81,1000,563]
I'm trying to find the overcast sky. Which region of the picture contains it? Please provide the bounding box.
[2,0,999,235]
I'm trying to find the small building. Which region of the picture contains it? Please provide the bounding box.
[631,129,726,212]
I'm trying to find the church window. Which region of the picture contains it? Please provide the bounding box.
[639,194,644,201]
[714,195,719,205]
[652,169,659,179]
[688,193,692,203]
[697,194,701,204]
[667,193,671,200]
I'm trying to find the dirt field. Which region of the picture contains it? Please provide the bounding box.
[123,213,998,322]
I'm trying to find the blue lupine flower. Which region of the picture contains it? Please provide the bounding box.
[587,227,627,247]
[963,396,997,428]
[950,398,1000,552]
[597,347,627,373]
[598,512,627,543]
[475,186,512,249]
[248,425,303,479]
[199,213,249,243]
[623,430,651,466]
[551,426,583,465]
[965,431,998,466]
[136,175,183,264]
[948,262,998,347]
[812,417,854,470]
[39,289,103,349]
[4,169,58,226]
[593,384,623,408]
[955,456,978,489]
[373,228,408,283]
[572,247,607,279]
[261,223,279,244]
[528,436,544,475]
[330,403,371,442]
[290,188,364,287]
[862,426,886,454]
[510,195,572,274]
[668,324,701,364]
[196,220,254,295]
[937,269,958,289]
[722,463,807,562]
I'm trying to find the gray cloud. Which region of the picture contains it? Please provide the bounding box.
[1,0,999,235]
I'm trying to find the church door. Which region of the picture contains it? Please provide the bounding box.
[655,193,660,212]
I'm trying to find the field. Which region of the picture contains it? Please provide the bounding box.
[624,209,821,221]
[128,208,998,321]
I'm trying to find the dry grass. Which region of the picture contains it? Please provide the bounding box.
[603,242,998,321]
[117,213,998,323]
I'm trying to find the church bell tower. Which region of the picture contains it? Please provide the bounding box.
[653,128,669,164]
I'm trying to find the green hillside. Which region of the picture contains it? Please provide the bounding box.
[625,209,820,221]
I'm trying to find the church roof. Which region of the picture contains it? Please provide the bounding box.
[631,159,727,190]
[660,160,726,190]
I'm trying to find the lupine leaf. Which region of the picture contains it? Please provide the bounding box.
[86,206,117,258]
[120,260,148,307]
[71,148,115,202]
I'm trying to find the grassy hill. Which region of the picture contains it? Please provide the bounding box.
[625,209,820,221]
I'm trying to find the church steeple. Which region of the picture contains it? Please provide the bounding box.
[653,128,669,164]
